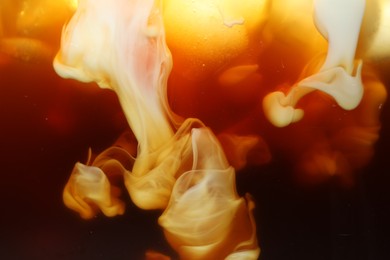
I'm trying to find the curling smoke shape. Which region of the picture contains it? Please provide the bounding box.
[54,0,259,258]
[49,0,390,258]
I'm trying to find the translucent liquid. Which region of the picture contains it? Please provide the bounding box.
[1,0,390,259]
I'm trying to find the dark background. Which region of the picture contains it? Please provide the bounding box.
[0,58,389,260]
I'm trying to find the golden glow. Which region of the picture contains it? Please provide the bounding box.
[0,0,78,62]
[163,0,267,80]
[70,0,79,10]
[2,0,389,259]
[16,0,75,30]
[365,0,390,60]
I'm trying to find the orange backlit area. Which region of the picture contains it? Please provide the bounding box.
[165,0,387,185]
[1,0,390,259]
